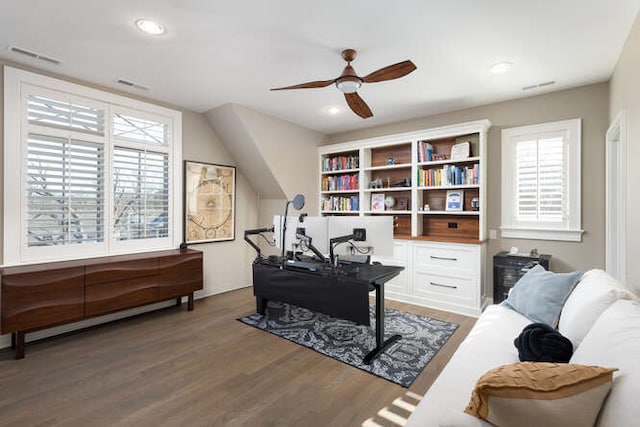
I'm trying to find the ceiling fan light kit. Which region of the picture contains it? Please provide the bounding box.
[271,48,416,119]
[336,77,362,94]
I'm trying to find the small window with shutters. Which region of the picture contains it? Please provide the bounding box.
[3,67,182,265]
[501,119,583,242]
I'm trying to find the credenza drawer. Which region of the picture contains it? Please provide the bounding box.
[157,253,203,299]
[413,242,478,274]
[85,258,158,285]
[1,267,85,333]
[85,277,159,317]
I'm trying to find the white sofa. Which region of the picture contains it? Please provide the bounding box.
[405,269,640,427]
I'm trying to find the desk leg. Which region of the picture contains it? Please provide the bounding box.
[256,296,267,315]
[363,283,401,365]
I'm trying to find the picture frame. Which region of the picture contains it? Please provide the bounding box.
[371,193,385,211]
[445,190,464,211]
[396,197,409,211]
[184,160,236,244]
[450,141,471,161]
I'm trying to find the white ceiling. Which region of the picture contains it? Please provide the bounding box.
[1,0,639,134]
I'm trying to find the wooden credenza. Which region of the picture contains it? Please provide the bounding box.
[1,249,203,359]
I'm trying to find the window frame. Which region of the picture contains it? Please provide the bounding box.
[500,118,583,242]
[3,66,182,265]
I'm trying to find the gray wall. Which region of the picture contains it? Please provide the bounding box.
[324,83,610,281]
[610,11,640,294]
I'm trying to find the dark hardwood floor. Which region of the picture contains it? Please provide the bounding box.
[0,287,476,427]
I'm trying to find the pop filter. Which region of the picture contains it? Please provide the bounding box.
[281,194,306,259]
[292,194,305,210]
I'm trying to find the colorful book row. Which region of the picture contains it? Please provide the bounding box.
[321,173,359,191]
[322,155,359,172]
[322,195,359,211]
[417,164,479,187]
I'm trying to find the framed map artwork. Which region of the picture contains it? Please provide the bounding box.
[184,161,236,244]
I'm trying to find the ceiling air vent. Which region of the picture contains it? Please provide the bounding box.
[117,78,149,91]
[8,45,61,65]
[522,80,556,91]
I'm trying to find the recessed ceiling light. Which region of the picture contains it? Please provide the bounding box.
[135,19,165,35]
[488,62,513,74]
[327,106,342,115]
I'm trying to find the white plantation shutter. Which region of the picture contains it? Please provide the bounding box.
[515,134,566,223]
[113,147,169,240]
[502,119,582,242]
[27,94,105,134]
[26,134,105,246]
[113,112,168,146]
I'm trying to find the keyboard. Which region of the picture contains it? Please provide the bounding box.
[285,259,322,271]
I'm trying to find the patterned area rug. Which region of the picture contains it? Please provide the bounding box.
[238,301,459,387]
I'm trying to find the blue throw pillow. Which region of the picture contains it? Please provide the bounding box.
[502,265,582,327]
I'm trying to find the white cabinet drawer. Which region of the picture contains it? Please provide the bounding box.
[413,242,479,274]
[413,270,477,305]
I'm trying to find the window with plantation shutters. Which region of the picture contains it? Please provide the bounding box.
[4,67,182,265]
[27,134,105,246]
[113,147,169,240]
[501,119,583,242]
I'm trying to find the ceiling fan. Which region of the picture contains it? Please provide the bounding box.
[271,49,417,119]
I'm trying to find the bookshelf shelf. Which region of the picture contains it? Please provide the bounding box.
[321,168,359,175]
[363,210,412,215]
[417,184,480,191]
[364,187,411,193]
[364,163,412,171]
[416,156,480,168]
[418,210,480,216]
[320,190,359,195]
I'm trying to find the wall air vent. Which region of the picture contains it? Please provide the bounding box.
[8,45,61,65]
[117,78,150,91]
[522,80,556,91]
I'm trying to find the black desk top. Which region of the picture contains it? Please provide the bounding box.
[256,258,403,285]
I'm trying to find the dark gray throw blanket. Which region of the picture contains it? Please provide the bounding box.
[514,322,573,363]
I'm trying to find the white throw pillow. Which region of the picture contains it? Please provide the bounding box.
[570,299,640,427]
[558,269,632,349]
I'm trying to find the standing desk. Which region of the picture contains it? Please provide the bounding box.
[252,261,404,364]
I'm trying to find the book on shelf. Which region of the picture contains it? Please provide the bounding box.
[322,154,359,172]
[417,163,480,187]
[321,173,359,191]
[322,195,359,211]
[417,140,433,162]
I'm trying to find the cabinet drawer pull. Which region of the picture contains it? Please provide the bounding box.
[430,281,458,289]
[430,255,458,261]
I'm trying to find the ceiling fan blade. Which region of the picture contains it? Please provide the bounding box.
[270,79,334,90]
[362,60,417,83]
[344,92,373,119]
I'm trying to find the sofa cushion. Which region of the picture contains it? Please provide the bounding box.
[570,299,640,426]
[502,265,582,327]
[559,269,632,349]
[514,322,573,362]
[464,362,616,427]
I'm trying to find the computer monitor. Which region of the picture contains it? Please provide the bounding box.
[327,216,394,258]
[273,215,329,255]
